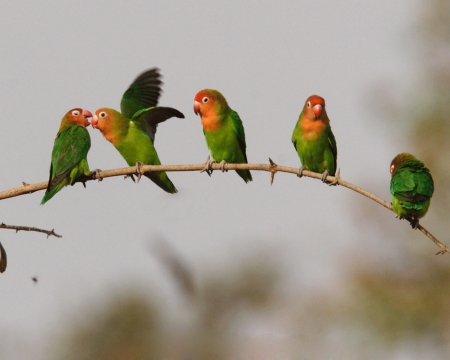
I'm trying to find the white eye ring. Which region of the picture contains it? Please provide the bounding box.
[390,164,395,174]
[99,112,107,118]
[307,101,311,108]
[71,110,80,116]
[202,97,209,103]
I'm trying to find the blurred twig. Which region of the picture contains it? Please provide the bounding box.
[0,160,445,254]
[0,222,62,238]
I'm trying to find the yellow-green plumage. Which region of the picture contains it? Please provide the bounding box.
[292,95,337,181]
[194,89,252,183]
[93,68,184,194]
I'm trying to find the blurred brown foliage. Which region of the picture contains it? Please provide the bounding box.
[53,250,279,359]
[332,0,450,357]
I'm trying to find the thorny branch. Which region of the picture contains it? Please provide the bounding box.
[0,223,62,238]
[0,159,446,254]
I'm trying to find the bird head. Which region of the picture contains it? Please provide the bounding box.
[390,153,416,176]
[193,89,228,117]
[303,95,326,121]
[65,108,92,127]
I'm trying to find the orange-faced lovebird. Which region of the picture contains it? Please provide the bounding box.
[41,108,92,204]
[292,95,338,184]
[92,68,184,194]
[193,89,252,183]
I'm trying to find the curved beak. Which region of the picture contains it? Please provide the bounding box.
[82,109,92,127]
[193,101,201,115]
[312,104,322,119]
[92,115,98,129]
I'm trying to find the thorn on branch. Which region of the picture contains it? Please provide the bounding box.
[268,158,278,185]
[22,182,29,187]
[135,161,144,183]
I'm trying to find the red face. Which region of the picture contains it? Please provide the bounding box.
[304,95,326,120]
[67,108,92,127]
[193,90,214,116]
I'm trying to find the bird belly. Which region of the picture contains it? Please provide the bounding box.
[296,136,335,174]
[205,129,243,163]
[116,130,161,166]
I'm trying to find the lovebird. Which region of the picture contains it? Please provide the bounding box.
[193,89,252,183]
[41,108,93,204]
[92,68,184,194]
[292,95,338,184]
[390,153,434,229]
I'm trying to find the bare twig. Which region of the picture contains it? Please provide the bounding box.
[0,160,445,254]
[0,223,62,238]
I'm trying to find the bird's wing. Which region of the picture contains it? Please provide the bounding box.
[120,68,162,119]
[46,126,91,191]
[133,106,184,143]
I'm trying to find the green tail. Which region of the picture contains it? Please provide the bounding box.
[144,171,177,194]
[236,169,252,183]
[40,180,67,205]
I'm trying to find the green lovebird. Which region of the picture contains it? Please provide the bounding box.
[390,153,434,229]
[193,89,252,183]
[41,108,93,205]
[0,241,6,273]
[292,95,338,184]
[92,68,184,194]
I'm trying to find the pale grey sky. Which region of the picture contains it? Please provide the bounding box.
[0,1,420,358]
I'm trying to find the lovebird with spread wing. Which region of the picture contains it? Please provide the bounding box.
[193,89,252,183]
[92,68,184,194]
[41,108,93,204]
[390,153,434,229]
[292,95,338,184]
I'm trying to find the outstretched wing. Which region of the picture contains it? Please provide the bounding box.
[46,126,91,192]
[120,68,162,119]
[230,110,248,162]
[133,106,185,143]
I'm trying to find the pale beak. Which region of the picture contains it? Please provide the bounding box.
[193,101,201,115]
[92,115,98,129]
[313,104,322,119]
[82,109,92,127]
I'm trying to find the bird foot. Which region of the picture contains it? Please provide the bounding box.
[297,166,306,178]
[321,170,329,183]
[219,160,228,172]
[135,161,144,183]
[409,218,419,230]
[124,174,136,182]
[90,169,103,182]
[200,155,216,176]
[328,168,340,186]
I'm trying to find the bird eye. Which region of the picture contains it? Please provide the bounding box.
[202,97,209,103]
[99,112,107,118]
[71,110,80,116]
[307,101,311,108]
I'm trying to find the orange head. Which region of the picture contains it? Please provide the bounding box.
[193,89,228,117]
[59,108,92,131]
[92,108,126,145]
[302,95,327,121]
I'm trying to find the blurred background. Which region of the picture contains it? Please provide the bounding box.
[1,0,449,358]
